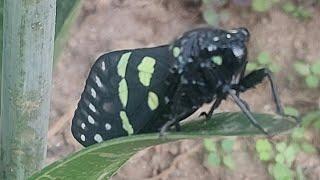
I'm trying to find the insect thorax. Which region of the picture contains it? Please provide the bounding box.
[169,27,249,87]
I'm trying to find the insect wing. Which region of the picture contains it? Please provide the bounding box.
[71,46,173,146]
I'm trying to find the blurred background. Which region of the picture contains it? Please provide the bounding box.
[47,0,319,179]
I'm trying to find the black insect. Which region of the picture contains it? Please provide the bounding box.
[71,27,285,147]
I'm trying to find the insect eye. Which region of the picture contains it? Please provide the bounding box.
[238,28,250,41]
[238,28,250,37]
[229,28,250,42]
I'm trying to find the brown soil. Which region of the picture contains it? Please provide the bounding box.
[47,0,320,179]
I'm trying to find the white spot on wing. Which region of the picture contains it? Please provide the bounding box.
[226,34,231,39]
[95,76,103,87]
[88,115,95,124]
[164,96,170,104]
[94,134,103,143]
[91,88,96,98]
[89,103,96,112]
[105,123,112,130]
[81,123,86,129]
[80,134,86,141]
[213,37,219,41]
[101,61,106,71]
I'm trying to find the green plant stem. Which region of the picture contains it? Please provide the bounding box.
[0,0,56,179]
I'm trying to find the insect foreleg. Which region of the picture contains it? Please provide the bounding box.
[236,62,248,97]
[225,86,269,135]
[237,68,284,115]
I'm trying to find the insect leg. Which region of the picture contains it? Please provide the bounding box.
[240,98,251,111]
[159,109,195,136]
[159,118,177,136]
[237,68,284,115]
[199,97,223,120]
[174,109,196,131]
[160,85,199,135]
[226,86,269,135]
[236,62,248,97]
[198,68,224,119]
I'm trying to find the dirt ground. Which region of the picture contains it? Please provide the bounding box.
[47,0,320,179]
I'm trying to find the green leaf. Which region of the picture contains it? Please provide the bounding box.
[30,113,296,179]
[256,139,273,161]
[252,0,273,12]
[203,10,219,26]
[284,144,298,166]
[305,75,319,88]
[282,2,296,13]
[314,120,320,129]
[296,165,306,180]
[296,7,312,20]
[311,61,320,75]
[259,151,273,161]
[204,138,217,152]
[290,143,301,153]
[275,154,285,164]
[301,142,316,154]
[276,142,287,152]
[257,52,271,65]
[246,62,258,71]
[269,63,281,73]
[54,0,83,61]
[208,152,221,166]
[301,111,320,128]
[55,0,81,39]
[222,155,235,169]
[272,163,293,180]
[221,139,234,153]
[291,127,304,140]
[202,0,214,4]
[294,62,310,76]
[284,106,299,117]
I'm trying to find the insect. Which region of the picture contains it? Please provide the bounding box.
[71,27,285,147]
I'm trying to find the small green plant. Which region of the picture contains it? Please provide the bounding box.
[270,162,294,180]
[252,0,274,12]
[255,138,300,180]
[204,138,235,169]
[255,110,319,180]
[301,110,320,129]
[204,139,221,166]
[246,51,280,73]
[202,9,220,26]
[282,2,312,20]
[201,0,229,26]
[294,60,320,88]
[256,139,273,161]
[284,106,299,117]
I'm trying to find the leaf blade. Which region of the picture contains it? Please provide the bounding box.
[29,112,297,179]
